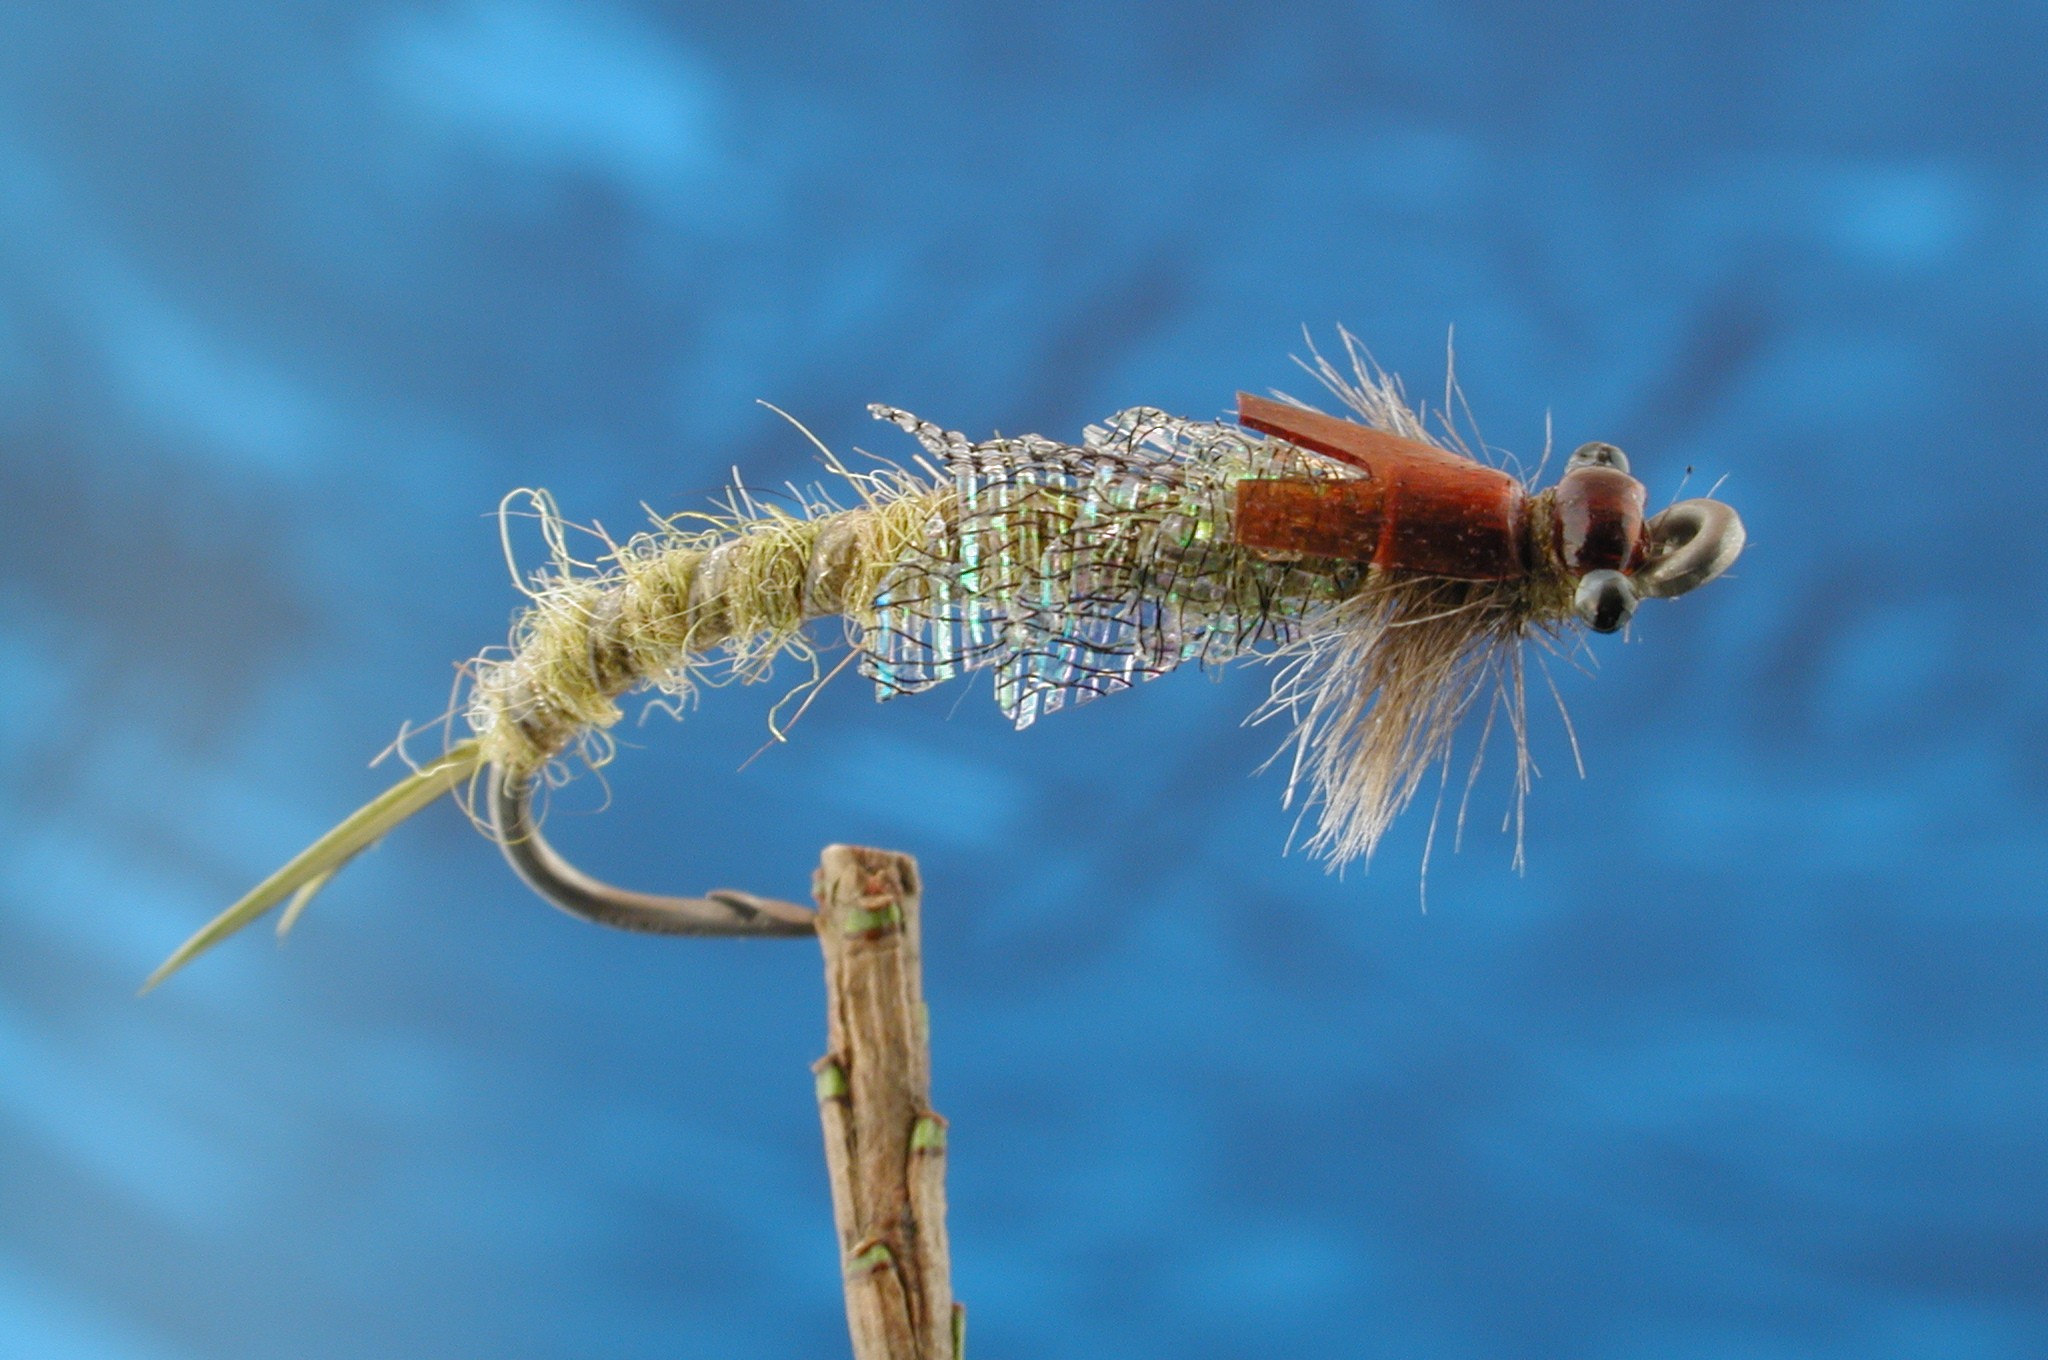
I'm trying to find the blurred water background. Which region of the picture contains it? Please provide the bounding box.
[3,3,2045,1357]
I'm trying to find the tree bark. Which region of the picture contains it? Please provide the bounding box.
[811,845,962,1360]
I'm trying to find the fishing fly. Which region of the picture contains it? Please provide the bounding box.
[147,340,1744,986]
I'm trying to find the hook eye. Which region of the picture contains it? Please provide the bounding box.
[1637,499,1746,599]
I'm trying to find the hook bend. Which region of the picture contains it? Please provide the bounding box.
[488,764,817,936]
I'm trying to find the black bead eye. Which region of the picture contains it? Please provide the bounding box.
[1566,442,1630,475]
[1574,568,1638,634]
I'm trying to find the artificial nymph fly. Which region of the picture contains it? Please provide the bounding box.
[147,346,1744,987]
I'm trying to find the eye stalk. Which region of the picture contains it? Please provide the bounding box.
[1548,441,1746,628]
[1553,443,1647,633]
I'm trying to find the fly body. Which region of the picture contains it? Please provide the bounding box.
[149,342,1747,986]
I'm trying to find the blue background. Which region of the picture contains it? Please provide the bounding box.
[3,4,2045,1357]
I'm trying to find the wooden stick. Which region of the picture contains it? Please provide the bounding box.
[811,845,963,1360]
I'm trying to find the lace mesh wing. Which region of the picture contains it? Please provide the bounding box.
[862,404,1354,729]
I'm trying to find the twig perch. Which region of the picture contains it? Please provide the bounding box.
[812,845,963,1360]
